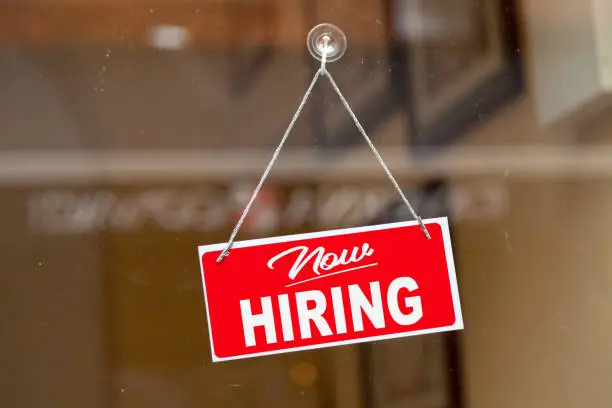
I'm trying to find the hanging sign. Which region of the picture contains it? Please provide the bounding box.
[198,217,462,362]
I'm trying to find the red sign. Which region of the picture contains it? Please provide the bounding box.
[198,217,462,362]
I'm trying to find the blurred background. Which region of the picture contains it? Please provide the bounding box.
[1,0,611,407]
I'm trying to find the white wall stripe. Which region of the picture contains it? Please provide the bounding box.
[0,146,611,184]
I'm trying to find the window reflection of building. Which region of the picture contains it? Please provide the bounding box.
[420,0,490,96]
[369,336,452,408]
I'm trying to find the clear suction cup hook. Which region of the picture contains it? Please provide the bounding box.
[307,23,347,63]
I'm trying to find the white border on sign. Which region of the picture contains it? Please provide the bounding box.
[197,216,463,363]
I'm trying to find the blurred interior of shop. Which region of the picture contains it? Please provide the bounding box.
[1,0,612,408]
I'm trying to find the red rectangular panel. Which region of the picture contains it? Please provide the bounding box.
[198,217,463,362]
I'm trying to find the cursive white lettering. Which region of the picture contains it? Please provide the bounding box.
[267,243,375,280]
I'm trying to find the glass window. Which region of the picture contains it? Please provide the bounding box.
[1,1,606,408]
